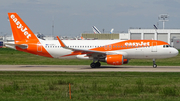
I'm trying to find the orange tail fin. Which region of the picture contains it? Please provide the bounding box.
[8,13,38,42]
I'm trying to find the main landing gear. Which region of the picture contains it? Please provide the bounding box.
[153,59,157,68]
[90,61,101,68]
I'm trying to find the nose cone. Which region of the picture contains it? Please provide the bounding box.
[172,48,179,57]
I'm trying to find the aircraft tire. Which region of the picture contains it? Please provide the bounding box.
[90,63,96,68]
[95,62,101,67]
[153,64,157,68]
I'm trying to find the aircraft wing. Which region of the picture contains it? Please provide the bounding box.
[56,36,116,57]
[4,42,28,49]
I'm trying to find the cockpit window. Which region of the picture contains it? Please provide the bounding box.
[163,45,171,48]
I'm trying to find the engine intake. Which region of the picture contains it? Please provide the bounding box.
[123,59,129,64]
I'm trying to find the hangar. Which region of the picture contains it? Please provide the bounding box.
[129,29,180,43]
[129,29,180,49]
[81,29,180,49]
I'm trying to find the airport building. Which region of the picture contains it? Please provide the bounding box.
[81,29,180,49]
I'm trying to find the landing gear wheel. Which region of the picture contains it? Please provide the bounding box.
[90,63,96,68]
[152,59,157,68]
[95,62,101,68]
[153,64,157,68]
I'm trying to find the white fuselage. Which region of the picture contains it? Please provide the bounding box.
[38,39,178,59]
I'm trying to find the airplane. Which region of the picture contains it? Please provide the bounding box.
[92,26,101,34]
[5,13,179,68]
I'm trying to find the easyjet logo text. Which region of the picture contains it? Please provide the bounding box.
[10,14,31,39]
[125,42,150,46]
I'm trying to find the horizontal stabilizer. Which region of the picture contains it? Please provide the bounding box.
[4,42,28,49]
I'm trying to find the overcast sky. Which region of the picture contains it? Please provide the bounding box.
[1,0,180,37]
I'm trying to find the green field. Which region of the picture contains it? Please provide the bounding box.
[0,48,180,101]
[1,72,180,101]
[0,48,179,66]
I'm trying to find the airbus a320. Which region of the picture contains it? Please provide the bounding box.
[5,13,179,68]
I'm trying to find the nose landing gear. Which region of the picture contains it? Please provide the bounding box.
[153,59,157,68]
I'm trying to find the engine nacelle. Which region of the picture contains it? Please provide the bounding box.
[106,54,124,65]
[105,55,129,65]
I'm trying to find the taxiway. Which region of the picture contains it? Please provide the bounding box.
[0,65,180,72]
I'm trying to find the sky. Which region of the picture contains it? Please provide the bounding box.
[0,0,180,37]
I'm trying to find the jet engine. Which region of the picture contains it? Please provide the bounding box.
[106,54,128,65]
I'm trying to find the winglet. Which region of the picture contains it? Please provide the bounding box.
[56,36,66,47]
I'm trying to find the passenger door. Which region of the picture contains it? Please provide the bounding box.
[37,42,42,52]
[151,42,157,52]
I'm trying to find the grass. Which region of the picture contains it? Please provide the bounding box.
[0,48,180,100]
[0,48,93,65]
[1,72,180,101]
[0,48,179,66]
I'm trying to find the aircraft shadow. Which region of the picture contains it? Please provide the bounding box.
[82,65,131,69]
[20,65,49,68]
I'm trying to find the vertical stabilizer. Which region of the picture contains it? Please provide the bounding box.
[110,28,114,34]
[8,13,38,42]
[92,26,101,34]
